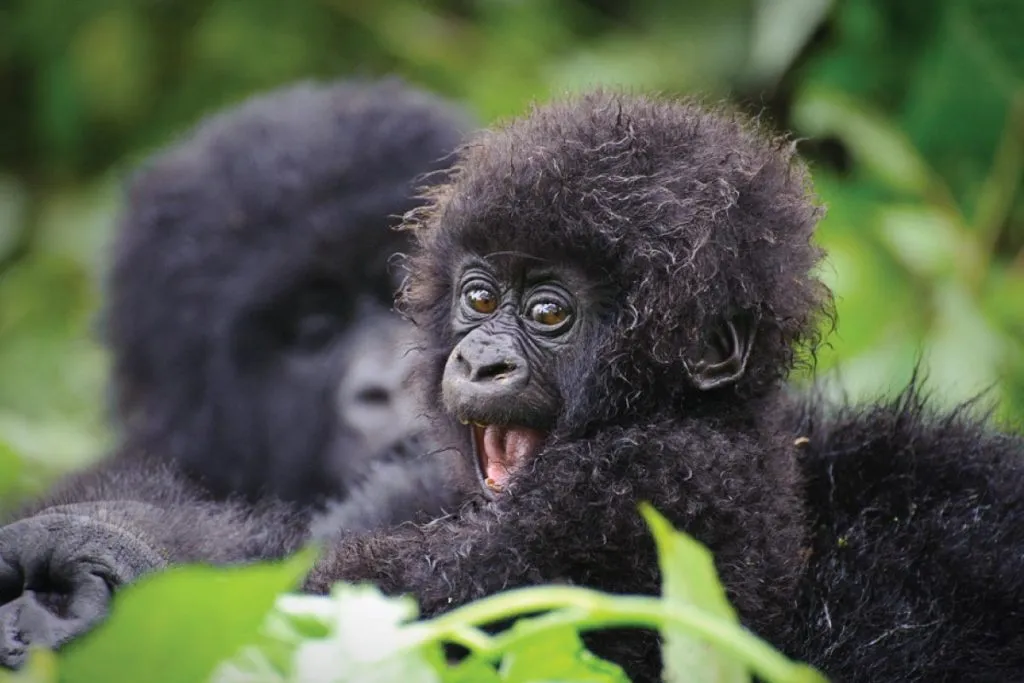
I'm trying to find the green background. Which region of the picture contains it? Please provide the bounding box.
[1,0,1022,503]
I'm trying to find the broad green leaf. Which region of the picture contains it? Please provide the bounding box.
[60,549,317,683]
[0,649,58,683]
[498,624,629,683]
[442,656,501,683]
[641,507,828,683]
[641,505,747,683]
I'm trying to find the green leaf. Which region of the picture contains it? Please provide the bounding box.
[442,657,501,683]
[0,649,59,683]
[498,623,629,683]
[747,0,833,85]
[874,205,968,279]
[0,174,28,263]
[0,437,25,502]
[897,5,1017,213]
[921,281,1008,407]
[957,0,1024,91]
[70,10,154,126]
[212,646,286,683]
[641,505,747,683]
[791,87,936,197]
[60,549,317,683]
[969,98,1023,244]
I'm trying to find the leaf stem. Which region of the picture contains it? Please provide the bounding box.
[422,586,824,683]
[443,625,496,653]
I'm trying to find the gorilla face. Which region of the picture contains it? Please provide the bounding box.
[229,266,426,503]
[333,299,426,458]
[258,270,424,453]
[104,78,475,506]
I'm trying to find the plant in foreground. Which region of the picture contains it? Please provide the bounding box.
[3,506,826,683]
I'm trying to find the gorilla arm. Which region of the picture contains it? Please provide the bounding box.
[0,437,468,668]
[0,453,309,668]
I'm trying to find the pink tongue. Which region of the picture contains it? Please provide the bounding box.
[482,425,545,488]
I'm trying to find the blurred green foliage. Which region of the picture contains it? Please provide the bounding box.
[0,0,1021,500]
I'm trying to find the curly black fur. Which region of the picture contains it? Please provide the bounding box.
[784,381,1024,681]
[301,91,1024,683]
[103,78,473,504]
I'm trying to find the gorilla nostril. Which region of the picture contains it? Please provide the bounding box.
[355,386,391,405]
[472,361,517,382]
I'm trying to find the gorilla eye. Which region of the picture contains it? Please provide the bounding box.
[294,313,340,351]
[465,288,498,315]
[529,301,569,327]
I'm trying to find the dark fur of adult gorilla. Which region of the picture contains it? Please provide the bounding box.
[104,78,473,506]
[1,91,1022,682]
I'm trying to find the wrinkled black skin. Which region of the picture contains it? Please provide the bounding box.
[1,92,1023,682]
[104,77,473,505]
[440,258,589,429]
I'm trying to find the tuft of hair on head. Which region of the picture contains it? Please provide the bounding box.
[400,89,834,417]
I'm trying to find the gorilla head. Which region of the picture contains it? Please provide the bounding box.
[399,92,828,498]
[104,78,474,503]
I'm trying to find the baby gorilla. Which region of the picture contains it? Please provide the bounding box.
[307,93,1024,681]
[104,78,473,505]
[0,91,1022,682]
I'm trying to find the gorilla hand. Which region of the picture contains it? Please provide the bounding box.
[0,503,166,669]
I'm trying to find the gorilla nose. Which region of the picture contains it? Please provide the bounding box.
[454,347,528,386]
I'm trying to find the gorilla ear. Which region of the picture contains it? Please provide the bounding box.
[686,316,756,390]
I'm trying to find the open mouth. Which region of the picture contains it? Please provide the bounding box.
[470,423,547,494]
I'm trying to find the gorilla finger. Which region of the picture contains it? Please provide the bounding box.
[0,584,104,670]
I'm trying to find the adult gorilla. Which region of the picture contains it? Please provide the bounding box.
[104,78,473,505]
